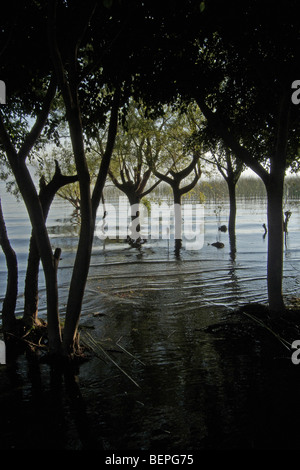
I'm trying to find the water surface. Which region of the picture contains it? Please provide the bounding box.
[1,191,300,450]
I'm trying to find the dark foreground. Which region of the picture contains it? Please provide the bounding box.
[1,303,300,451]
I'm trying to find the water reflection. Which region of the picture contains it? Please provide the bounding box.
[1,197,300,449]
[77,307,300,450]
[0,349,101,450]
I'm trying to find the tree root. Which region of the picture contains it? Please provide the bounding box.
[2,318,88,366]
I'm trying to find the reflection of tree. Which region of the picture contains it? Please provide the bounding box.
[47,218,80,236]
[3,350,100,449]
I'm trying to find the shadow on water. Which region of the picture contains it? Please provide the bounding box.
[0,348,102,450]
[2,309,300,450]
[75,307,300,450]
[1,198,300,449]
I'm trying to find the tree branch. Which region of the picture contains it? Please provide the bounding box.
[140,176,163,197]
[0,112,17,161]
[47,0,74,110]
[92,86,120,219]
[170,152,200,182]
[153,168,174,187]
[179,167,202,196]
[195,94,270,185]
[18,74,57,161]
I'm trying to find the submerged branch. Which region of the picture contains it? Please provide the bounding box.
[82,331,141,388]
[241,310,292,350]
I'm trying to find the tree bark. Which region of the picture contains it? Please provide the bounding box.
[4,160,61,353]
[0,76,62,355]
[61,109,94,355]
[266,91,290,316]
[23,166,78,327]
[128,192,141,237]
[266,171,285,315]
[154,155,201,255]
[16,161,62,353]
[195,90,290,314]
[227,179,237,260]
[227,179,236,235]
[23,236,40,326]
[62,91,120,355]
[47,1,121,355]
[0,199,18,334]
[173,187,182,255]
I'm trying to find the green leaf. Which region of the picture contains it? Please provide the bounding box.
[200,1,205,13]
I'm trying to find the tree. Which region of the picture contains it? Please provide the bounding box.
[192,129,244,259]
[215,151,243,259]
[0,75,64,353]
[0,0,71,353]
[0,0,122,357]
[189,0,300,315]
[0,199,18,334]
[23,161,78,328]
[149,104,202,254]
[107,100,167,243]
[47,0,124,355]
[131,0,300,315]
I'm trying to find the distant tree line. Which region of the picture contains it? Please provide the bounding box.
[200,175,300,201]
[124,175,300,203]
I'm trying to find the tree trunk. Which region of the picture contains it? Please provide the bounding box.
[23,236,40,326]
[195,89,290,315]
[266,173,285,316]
[173,188,182,255]
[0,76,61,354]
[128,192,141,238]
[23,168,78,327]
[8,160,62,354]
[153,158,200,257]
[61,108,94,356]
[266,91,290,316]
[0,199,17,334]
[227,179,237,261]
[62,89,120,356]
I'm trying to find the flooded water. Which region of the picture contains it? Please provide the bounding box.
[1,188,300,450]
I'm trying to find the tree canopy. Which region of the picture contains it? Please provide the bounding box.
[1,0,300,356]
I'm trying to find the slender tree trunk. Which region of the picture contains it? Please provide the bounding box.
[227,179,237,260]
[195,89,290,315]
[61,108,93,356]
[0,199,17,334]
[7,160,62,354]
[266,91,290,316]
[23,167,78,327]
[23,236,40,326]
[153,158,200,257]
[128,192,141,238]
[62,90,120,356]
[228,180,237,235]
[266,172,285,316]
[0,76,61,354]
[47,2,94,356]
[173,187,182,255]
